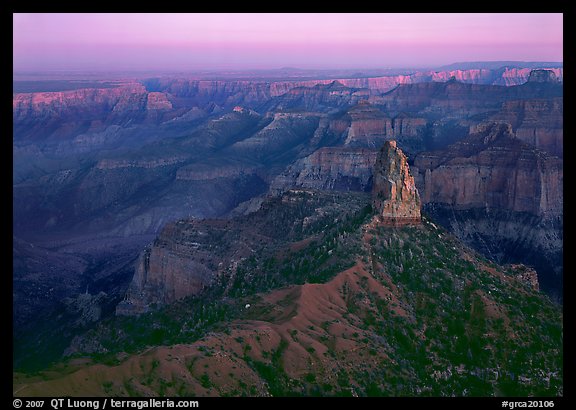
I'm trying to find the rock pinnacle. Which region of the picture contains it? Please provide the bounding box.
[372,140,421,225]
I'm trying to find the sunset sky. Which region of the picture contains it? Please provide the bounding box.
[13,13,563,72]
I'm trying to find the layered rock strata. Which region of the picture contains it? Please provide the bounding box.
[483,98,563,157]
[413,122,562,217]
[372,141,421,225]
[412,122,563,299]
[271,147,378,194]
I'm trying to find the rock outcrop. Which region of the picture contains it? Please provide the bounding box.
[13,65,565,372]
[527,69,559,83]
[146,91,173,110]
[116,220,221,315]
[116,246,214,315]
[264,81,368,112]
[12,82,146,120]
[16,189,562,397]
[508,264,540,291]
[372,141,421,225]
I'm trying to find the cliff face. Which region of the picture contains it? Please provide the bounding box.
[527,69,559,83]
[14,68,562,146]
[275,121,562,221]
[12,83,145,120]
[271,147,378,194]
[117,190,372,315]
[317,102,428,154]
[146,92,173,110]
[146,67,561,106]
[117,219,227,315]
[267,104,427,196]
[373,74,562,119]
[227,112,322,161]
[271,122,562,297]
[374,81,506,117]
[412,122,563,299]
[117,244,214,315]
[13,82,179,143]
[260,81,370,113]
[275,67,563,94]
[493,67,562,86]
[484,98,563,157]
[13,66,565,373]
[392,113,427,137]
[372,141,421,225]
[484,70,563,157]
[413,122,562,217]
[340,102,393,146]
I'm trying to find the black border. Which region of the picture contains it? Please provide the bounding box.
[9,4,571,406]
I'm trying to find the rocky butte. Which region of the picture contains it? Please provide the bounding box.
[372,140,421,225]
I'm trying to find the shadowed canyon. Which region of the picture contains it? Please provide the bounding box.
[13,63,563,397]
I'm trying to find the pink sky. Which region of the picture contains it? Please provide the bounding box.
[13,13,563,71]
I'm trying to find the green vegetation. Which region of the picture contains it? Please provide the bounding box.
[35,192,562,397]
[61,191,372,361]
[199,373,212,389]
[351,221,563,396]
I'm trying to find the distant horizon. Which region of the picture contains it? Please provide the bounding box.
[13,13,563,72]
[11,60,565,82]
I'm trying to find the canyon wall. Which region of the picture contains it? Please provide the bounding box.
[271,147,378,194]
[412,122,562,217]
[412,122,563,299]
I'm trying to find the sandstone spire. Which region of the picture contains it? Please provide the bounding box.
[372,140,421,225]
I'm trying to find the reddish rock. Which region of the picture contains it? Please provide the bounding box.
[12,82,147,120]
[14,67,563,144]
[430,69,494,83]
[372,141,421,225]
[146,92,173,110]
[325,103,427,149]
[13,82,182,141]
[508,264,540,291]
[494,67,563,86]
